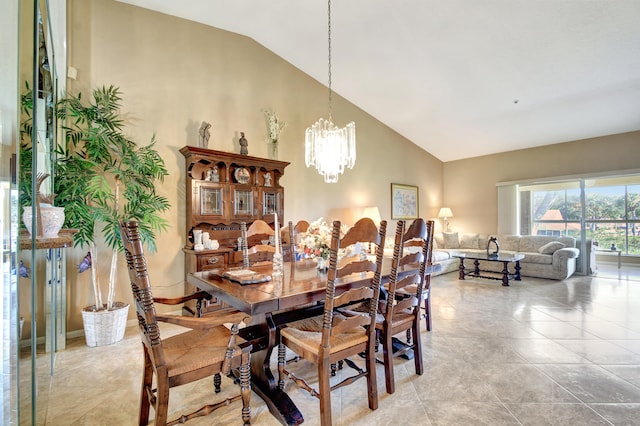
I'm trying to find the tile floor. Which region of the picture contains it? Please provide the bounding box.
[39,262,640,425]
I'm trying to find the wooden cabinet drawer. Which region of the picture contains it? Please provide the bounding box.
[197,253,227,270]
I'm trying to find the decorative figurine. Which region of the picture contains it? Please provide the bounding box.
[239,132,248,155]
[487,236,500,258]
[198,121,211,148]
[205,166,219,182]
[264,172,272,187]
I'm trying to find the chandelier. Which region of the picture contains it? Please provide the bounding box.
[305,0,356,183]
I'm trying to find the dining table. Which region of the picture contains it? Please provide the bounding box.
[186,257,439,425]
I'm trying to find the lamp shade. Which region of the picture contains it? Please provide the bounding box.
[361,206,382,225]
[438,207,453,219]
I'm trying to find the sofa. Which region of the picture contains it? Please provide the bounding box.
[431,232,580,280]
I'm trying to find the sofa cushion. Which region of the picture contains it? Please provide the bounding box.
[519,235,576,252]
[432,238,439,250]
[497,235,520,251]
[477,234,489,249]
[443,232,459,249]
[459,233,479,249]
[538,241,566,254]
[434,233,444,249]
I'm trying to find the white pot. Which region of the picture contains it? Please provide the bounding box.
[23,204,65,238]
[81,302,129,347]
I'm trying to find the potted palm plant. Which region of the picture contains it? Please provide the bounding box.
[55,85,170,347]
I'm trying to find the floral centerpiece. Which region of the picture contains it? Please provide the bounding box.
[297,218,331,261]
[297,218,363,270]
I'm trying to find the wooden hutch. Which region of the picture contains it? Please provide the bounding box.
[180,146,289,309]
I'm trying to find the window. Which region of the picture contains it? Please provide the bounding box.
[584,178,640,255]
[519,182,582,239]
[519,175,640,255]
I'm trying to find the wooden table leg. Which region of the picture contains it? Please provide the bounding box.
[240,314,304,425]
[473,259,480,277]
[514,261,522,280]
[501,261,510,286]
[458,258,466,280]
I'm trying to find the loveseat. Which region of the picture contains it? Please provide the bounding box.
[431,232,580,280]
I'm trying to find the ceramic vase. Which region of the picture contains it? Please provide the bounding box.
[193,229,204,251]
[22,204,65,238]
[316,256,328,272]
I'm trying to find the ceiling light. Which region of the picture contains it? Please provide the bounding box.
[305,0,356,183]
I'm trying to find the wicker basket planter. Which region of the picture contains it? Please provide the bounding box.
[81,302,129,347]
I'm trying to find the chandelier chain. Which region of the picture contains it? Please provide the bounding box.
[327,0,332,121]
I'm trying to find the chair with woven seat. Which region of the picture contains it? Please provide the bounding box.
[245,219,275,246]
[397,222,435,334]
[277,217,387,426]
[119,220,252,426]
[281,220,310,243]
[281,220,310,261]
[293,219,310,234]
[378,218,434,394]
[238,221,277,267]
[152,291,212,318]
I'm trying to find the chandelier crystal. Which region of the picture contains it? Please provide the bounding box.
[305,118,356,183]
[305,0,356,183]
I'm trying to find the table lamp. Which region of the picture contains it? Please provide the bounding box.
[438,207,453,232]
[362,206,382,253]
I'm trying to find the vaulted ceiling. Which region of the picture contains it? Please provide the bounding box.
[118,0,640,161]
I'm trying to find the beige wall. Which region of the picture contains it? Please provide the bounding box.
[443,130,640,234]
[63,0,443,331]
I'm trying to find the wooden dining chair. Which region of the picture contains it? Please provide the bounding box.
[280,223,291,245]
[378,218,434,394]
[294,219,310,235]
[240,221,276,267]
[245,219,275,246]
[119,220,253,426]
[280,221,295,262]
[277,217,387,426]
[281,220,310,261]
[153,291,212,318]
[397,221,435,334]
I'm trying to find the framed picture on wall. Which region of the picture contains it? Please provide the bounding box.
[391,183,419,219]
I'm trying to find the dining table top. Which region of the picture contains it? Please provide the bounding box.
[186,257,440,317]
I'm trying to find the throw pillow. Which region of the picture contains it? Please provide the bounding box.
[443,232,459,249]
[459,233,479,249]
[538,241,566,254]
[434,233,444,249]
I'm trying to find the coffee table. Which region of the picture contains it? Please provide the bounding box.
[452,252,525,286]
